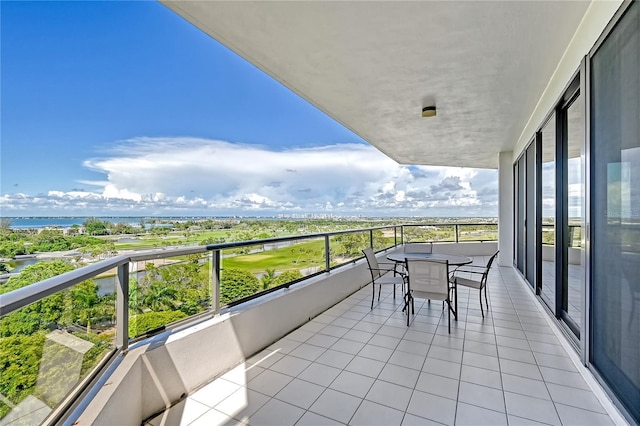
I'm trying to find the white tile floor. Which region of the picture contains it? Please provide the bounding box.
[146,258,620,426]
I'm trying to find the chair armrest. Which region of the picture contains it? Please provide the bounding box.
[369,267,406,276]
[453,265,486,274]
[378,261,407,275]
[453,269,485,275]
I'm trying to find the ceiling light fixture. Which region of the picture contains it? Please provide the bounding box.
[422,106,436,118]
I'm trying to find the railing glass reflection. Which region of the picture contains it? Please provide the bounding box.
[0,271,115,424]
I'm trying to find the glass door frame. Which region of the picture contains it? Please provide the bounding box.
[557,75,583,339]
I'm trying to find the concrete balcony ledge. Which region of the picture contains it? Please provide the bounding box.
[71,242,498,425]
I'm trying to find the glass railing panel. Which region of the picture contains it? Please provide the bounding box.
[0,264,115,425]
[372,228,395,252]
[457,224,498,242]
[220,237,325,305]
[403,225,455,242]
[542,223,555,245]
[128,252,212,338]
[328,230,370,267]
[568,224,582,248]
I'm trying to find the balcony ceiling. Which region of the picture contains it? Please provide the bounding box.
[161,1,590,169]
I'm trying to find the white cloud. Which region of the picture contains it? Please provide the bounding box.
[1,137,498,216]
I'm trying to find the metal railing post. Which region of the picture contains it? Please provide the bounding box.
[401,226,405,245]
[116,262,129,351]
[212,250,221,314]
[369,229,374,248]
[455,224,459,243]
[324,235,330,272]
[394,226,397,247]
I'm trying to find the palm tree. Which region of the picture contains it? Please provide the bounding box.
[261,269,276,290]
[142,284,178,312]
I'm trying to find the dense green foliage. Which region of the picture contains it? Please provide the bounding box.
[220,268,261,304]
[0,229,105,258]
[134,257,211,316]
[0,401,9,419]
[272,269,303,286]
[0,261,76,337]
[0,261,113,418]
[129,311,187,338]
[0,333,45,406]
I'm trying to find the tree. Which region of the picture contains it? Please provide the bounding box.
[220,269,260,305]
[142,283,178,312]
[128,278,144,314]
[337,232,368,257]
[0,261,76,337]
[137,261,209,315]
[260,269,276,290]
[83,218,108,236]
[32,229,70,252]
[110,222,136,235]
[71,281,100,332]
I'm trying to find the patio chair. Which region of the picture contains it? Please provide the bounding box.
[451,250,499,318]
[363,247,406,309]
[405,258,455,332]
[396,242,433,276]
[404,242,433,253]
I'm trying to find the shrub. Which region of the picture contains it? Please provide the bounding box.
[129,311,187,338]
[272,269,303,287]
[220,268,260,305]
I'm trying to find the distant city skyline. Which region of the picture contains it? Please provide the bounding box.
[1,1,498,218]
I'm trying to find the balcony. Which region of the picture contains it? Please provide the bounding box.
[133,257,620,426]
[0,225,624,425]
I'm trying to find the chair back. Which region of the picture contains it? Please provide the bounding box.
[362,247,382,279]
[486,250,499,270]
[480,250,499,286]
[404,242,433,253]
[406,259,449,301]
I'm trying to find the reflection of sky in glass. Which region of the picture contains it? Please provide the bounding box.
[567,95,584,221]
[568,157,583,218]
[542,162,555,219]
[623,147,640,219]
[541,115,556,221]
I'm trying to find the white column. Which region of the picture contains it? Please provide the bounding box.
[498,151,514,266]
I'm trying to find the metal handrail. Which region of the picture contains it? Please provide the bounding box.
[0,225,397,318]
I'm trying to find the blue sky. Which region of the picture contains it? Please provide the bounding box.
[1,1,498,217]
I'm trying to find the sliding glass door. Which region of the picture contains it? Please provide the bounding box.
[562,91,584,336]
[514,139,537,289]
[590,2,639,421]
[540,116,556,306]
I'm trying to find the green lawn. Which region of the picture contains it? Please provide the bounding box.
[111,230,231,250]
[222,239,326,273]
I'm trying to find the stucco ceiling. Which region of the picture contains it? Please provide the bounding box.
[161,1,591,169]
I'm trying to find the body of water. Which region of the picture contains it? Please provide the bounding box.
[3,217,208,229]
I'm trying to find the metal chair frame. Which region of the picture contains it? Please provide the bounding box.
[451,250,499,318]
[362,248,407,309]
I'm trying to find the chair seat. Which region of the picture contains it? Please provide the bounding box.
[455,276,483,289]
[412,290,448,302]
[377,276,406,286]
